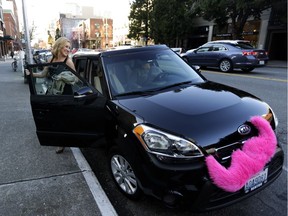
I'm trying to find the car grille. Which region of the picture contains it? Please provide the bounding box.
[209,141,244,167]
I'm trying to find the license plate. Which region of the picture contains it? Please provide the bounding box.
[259,60,265,65]
[244,168,268,193]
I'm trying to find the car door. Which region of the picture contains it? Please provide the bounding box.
[209,45,228,66]
[189,46,212,66]
[27,62,111,148]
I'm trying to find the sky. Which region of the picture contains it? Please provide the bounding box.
[15,0,131,43]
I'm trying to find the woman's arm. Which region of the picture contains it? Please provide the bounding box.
[25,67,48,78]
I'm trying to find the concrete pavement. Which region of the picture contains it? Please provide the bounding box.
[0,58,117,216]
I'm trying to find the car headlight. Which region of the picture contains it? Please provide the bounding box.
[133,124,203,158]
[262,106,278,129]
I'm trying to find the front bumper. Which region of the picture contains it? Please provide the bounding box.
[137,146,284,212]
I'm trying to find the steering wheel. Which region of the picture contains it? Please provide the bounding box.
[153,72,167,82]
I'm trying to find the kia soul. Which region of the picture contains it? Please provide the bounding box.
[26,45,283,211]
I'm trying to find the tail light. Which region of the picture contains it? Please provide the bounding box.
[242,51,258,56]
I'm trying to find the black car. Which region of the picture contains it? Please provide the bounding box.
[26,45,283,211]
[181,40,269,72]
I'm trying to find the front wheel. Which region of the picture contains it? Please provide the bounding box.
[219,59,233,72]
[108,146,142,200]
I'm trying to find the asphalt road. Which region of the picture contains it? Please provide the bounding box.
[82,65,288,216]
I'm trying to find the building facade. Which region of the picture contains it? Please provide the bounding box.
[0,0,21,59]
[185,3,287,60]
[0,0,7,59]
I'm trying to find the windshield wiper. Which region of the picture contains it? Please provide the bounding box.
[115,90,156,97]
[155,81,192,91]
[114,81,193,97]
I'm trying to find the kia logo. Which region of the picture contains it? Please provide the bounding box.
[238,124,251,135]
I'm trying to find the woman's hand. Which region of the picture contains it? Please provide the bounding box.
[25,69,31,76]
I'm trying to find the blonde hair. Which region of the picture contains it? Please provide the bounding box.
[51,37,71,58]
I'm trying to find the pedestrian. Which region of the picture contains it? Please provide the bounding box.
[10,50,14,59]
[25,37,76,154]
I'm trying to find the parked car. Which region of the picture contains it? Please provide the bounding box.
[171,47,186,55]
[181,40,269,72]
[26,45,283,211]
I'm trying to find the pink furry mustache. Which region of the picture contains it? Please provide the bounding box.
[206,116,277,192]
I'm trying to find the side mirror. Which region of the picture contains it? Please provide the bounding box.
[74,86,93,98]
[192,65,201,73]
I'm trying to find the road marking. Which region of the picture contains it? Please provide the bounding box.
[71,147,118,216]
[202,71,288,82]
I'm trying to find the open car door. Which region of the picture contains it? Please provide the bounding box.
[27,62,110,148]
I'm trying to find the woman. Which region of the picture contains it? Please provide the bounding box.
[26,37,75,77]
[26,37,76,154]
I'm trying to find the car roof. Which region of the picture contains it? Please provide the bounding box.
[101,45,169,57]
[206,40,251,44]
[72,45,170,59]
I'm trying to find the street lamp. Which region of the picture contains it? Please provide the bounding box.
[21,0,33,64]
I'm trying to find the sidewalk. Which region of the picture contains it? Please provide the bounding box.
[0,60,117,216]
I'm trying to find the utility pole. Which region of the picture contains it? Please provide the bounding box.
[22,0,33,64]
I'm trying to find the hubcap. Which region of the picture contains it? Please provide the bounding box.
[220,60,231,72]
[111,155,137,195]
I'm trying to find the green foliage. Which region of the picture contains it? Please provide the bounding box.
[151,0,195,46]
[193,0,272,39]
[128,0,195,46]
[128,0,152,45]
[128,0,274,45]
[55,28,61,41]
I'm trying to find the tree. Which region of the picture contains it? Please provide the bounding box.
[193,0,273,39]
[151,0,195,47]
[47,30,54,47]
[55,28,61,41]
[128,0,153,45]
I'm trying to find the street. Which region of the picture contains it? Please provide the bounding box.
[0,58,287,216]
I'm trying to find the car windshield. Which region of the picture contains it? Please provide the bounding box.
[102,48,205,97]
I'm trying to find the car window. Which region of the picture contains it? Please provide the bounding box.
[90,59,104,94]
[28,62,91,96]
[75,58,87,78]
[235,42,254,49]
[197,47,210,52]
[102,49,204,97]
[213,45,227,51]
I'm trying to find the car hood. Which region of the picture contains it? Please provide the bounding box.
[117,81,270,147]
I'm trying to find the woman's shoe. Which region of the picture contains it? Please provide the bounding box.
[56,147,65,154]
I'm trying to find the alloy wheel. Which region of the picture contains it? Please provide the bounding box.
[110,154,138,195]
[219,59,232,72]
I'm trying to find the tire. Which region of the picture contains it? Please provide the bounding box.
[108,146,142,200]
[219,59,233,72]
[241,67,255,72]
